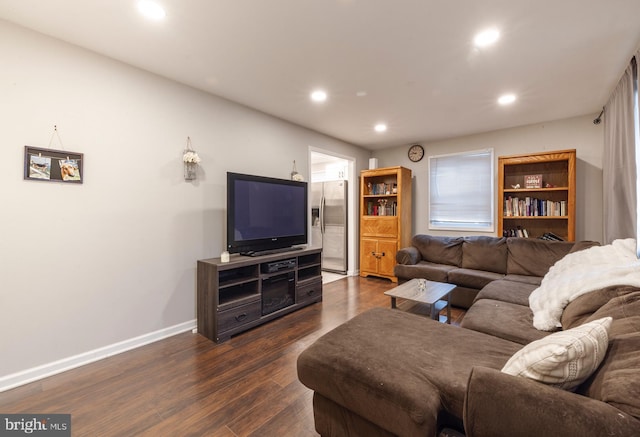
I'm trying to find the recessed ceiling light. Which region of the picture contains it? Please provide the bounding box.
[310,90,327,103]
[137,0,166,21]
[498,93,516,105]
[474,28,500,48]
[374,123,387,133]
[356,91,368,97]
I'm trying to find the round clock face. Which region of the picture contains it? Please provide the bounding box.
[408,144,424,162]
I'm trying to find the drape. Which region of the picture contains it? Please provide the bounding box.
[602,55,638,244]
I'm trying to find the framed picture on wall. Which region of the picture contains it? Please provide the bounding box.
[24,146,83,183]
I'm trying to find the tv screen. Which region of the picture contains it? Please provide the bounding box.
[227,172,308,255]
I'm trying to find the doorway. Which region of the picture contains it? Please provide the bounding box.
[309,150,355,283]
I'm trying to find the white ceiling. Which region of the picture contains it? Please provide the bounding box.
[1,0,639,150]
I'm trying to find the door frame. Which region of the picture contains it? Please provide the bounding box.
[308,147,357,277]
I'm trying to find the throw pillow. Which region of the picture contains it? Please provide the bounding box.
[501,317,612,390]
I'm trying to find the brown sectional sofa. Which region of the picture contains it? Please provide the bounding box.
[393,235,599,309]
[297,235,640,436]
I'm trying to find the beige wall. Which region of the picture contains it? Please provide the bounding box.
[373,114,604,243]
[0,18,606,387]
[0,20,371,385]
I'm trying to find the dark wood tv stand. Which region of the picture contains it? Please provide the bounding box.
[197,247,323,343]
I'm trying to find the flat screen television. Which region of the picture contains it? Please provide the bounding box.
[227,172,308,256]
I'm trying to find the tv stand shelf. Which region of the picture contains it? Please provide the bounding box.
[197,247,323,343]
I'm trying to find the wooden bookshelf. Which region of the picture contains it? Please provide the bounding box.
[498,149,576,241]
[359,166,412,281]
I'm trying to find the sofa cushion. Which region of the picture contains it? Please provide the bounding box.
[461,236,507,274]
[297,308,521,436]
[411,234,463,267]
[502,274,542,286]
[447,268,504,290]
[580,331,640,420]
[506,238,574,277]
[576,288,640,420]
[312,394,398,437]
[394,261,455,283]
[448,286,479,309]
[561,286,631,331]
[464,366,640,437]
[501,317,612,391]
[460,299,551,345]
[582,287,640,338]
[473,279,537,307]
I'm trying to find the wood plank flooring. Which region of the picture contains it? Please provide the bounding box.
[0,277,465,436]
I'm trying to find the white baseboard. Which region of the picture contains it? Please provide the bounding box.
[0,319,196,393]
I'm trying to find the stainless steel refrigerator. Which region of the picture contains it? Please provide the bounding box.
[311,180,347,273]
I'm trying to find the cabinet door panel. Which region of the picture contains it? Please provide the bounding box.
[296,278,322,305]
[378,240,398,277]
[361,216,398,238]
[217,301,261,334]
[360,238,379,272]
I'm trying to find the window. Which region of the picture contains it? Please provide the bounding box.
[429,149,494,231]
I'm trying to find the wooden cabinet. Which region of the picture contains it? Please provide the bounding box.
[498,149,576,241]
[359,166,412,281]
[197,248,322,343]
[361,237,398,277]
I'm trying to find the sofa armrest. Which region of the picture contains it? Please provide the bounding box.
[464,367,639,437]
[396,246,421,265]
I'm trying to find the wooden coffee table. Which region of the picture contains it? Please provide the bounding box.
[384,279,456,323]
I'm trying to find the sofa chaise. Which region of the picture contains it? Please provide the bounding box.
[297,236,640,436]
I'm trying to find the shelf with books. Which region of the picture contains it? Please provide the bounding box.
[364,197,398,216]
[504,196,568,218]
[498,149,575,241]
[502,218,570,240]
[502,224,566,241]
[365,181,398,196]
[360,166,412,281]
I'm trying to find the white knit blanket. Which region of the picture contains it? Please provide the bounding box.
[529,238,640,331]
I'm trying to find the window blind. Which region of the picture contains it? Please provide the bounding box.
[429,149,494,231]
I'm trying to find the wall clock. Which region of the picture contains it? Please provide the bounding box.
[408,144,424,162]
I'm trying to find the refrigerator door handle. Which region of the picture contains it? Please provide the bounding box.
[320,196,325,234]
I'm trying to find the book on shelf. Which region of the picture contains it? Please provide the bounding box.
[502,229,565,240]
[503,226,529,238]
[365,201,397,216]
[367,182,395,195]
[504,196,567,217]
[539,232,565,241]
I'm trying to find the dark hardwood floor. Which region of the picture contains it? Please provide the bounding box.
[0,277,465,436]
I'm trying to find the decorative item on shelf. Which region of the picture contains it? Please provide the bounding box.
[182,136,201,181]
[291,160,304,181]
[524,174,543,189]
[378,198,388,216]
